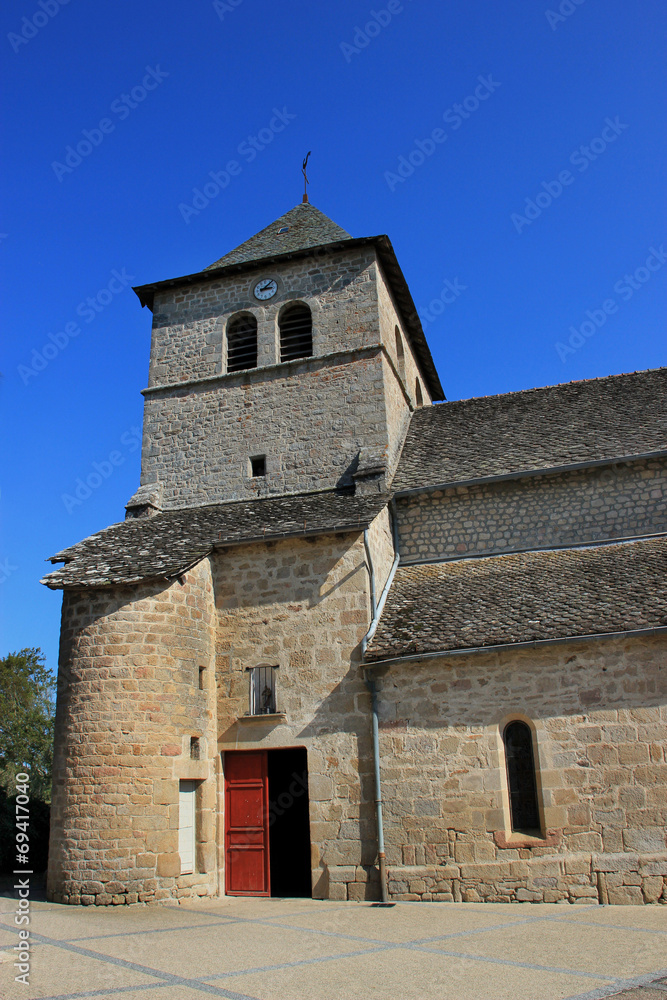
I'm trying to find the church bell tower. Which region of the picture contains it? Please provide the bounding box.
[128,202,444,514]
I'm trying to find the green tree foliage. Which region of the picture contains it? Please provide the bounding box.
[0,648,55,802]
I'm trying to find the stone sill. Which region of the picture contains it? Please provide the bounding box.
[142,346,381,396]
[236,713,287,725]
[494,828,562,850]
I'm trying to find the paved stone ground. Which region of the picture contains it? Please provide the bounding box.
[0,891,666,1000]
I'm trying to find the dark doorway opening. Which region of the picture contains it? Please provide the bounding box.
[267,747,312,898]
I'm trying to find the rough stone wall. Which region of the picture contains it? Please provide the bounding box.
[396,457,667,562]
[354,633,667,903]
[141,351,389,506]
[48,561,219,906]
[375,263,432,411]
[381,353,414,486]
[139,248,437,508]
[148,248,379,387]
[365,506,396,607]
[211,533,381,899]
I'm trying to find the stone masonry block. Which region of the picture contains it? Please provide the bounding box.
[156,854,181,877]
[593,853,639,873]
[607,885,644,905]
[328,866,356,883]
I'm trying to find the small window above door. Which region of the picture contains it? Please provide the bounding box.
[248,665,277,715]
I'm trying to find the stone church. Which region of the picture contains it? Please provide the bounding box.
[44,202,667,906]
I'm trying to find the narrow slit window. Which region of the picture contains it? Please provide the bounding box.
[279,304,312,362]
[190,736,200,760]
[503,721,540,834]
[226,313,258,372]
[395,326,405,377]
[198,666,206,690]
[415,379,423,407]
[248,666,277,715]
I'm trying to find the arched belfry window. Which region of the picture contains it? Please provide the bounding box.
[279,303,312,363]
[503,720,540,833]
[226,313,258,372]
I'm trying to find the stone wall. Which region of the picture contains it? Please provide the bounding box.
[139,247,437,508]
[375,262,432,412]
[148,247,379,387]
[365,506,396,608]
[48,527,666,907]
[211,532,380,897]
[396,457,667,562]
[340,633,667,904]
[47,561,219,906]
[141,351,390,506]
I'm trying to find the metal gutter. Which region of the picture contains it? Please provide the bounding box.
[392,449,667,498]
[363,529,377,621]
[363,625,667,669]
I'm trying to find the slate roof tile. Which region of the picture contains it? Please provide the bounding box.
[392,368,667,492]
[205,203,351,269]
[365,536,667,661]
[43,489,388,590]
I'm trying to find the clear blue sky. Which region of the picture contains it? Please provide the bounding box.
[2,0,666,676]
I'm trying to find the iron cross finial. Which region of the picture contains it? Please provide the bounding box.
[302,151,311,203]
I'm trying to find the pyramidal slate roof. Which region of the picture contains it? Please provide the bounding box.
[392,367,667,492]
[132,202,445,399]
[365,536,667,661]
[205,203,352,269]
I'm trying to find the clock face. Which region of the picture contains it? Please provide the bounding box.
[254,278,278,301]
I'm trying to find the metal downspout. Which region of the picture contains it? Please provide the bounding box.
[361,503,400,905]
[365,673,389,903]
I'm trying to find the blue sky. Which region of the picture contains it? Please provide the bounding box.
[2,0,666,675]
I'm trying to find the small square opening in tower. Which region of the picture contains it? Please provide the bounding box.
[250,455,266,478]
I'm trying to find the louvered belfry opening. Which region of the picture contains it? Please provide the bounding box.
[226,313,258,372]
[279,303,312,363]
[503,721,541,833]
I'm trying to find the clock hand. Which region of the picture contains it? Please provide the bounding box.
[259,281,273,291]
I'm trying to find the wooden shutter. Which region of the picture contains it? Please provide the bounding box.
[179,780,196,875]
[279,305,312,362]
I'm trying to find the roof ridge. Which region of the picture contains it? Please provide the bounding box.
[430,366,667,409]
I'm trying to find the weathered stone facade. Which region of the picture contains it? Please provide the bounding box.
[396,456,667,562]
[369,634,667,904]
[49,561,218,905]
[141,246,432,507]
[45,203,667,906]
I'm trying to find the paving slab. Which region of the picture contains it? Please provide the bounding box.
[0,893,664,1000]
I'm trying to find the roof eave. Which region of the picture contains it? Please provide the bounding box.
[364,625,667,667]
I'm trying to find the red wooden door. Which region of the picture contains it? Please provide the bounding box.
[225,751,270,896]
